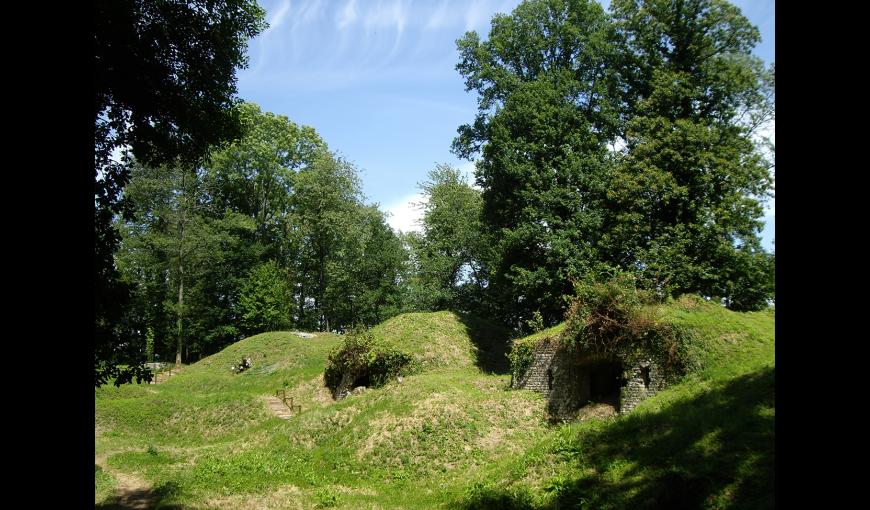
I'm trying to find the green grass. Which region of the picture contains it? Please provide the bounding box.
[94,465,115,505]
[369,311,510,373]
[96,303,774,509]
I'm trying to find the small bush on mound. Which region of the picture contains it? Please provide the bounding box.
[563,272,697,380]
[324,325,416,398]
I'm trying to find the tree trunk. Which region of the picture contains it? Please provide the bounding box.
[318,246,326,332]
[175,170,187,366]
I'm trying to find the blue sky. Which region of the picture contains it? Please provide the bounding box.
[236,0,775,249]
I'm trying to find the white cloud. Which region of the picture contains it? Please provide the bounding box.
[297,0,324,25]
[385,193,427,233]
[425,0,450,30]
[337,0,358,30]
[262,0,291,37]
[363,0,408,33]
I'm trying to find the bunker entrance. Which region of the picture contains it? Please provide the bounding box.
[352,373,371,388]
[589,360,624,404]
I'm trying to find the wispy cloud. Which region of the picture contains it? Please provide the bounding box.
[363,0,408,33]
[426,0,451,31]
[337,0,358,30]
[261,0,291,37]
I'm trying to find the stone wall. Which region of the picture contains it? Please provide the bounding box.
[619,359,666,413]
[513,340,665,418]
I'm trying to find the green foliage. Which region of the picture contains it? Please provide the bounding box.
[315,487,340,508]
[95,0,267,386]
[94,465,115,505]
[453,0,616,327]
[525,311,545,334]
[145,327,155,363]
[453,0,775,325]
[116,103,411,364]
[600,0,775,306]
[563,272,695,380]
[406,164,488,314]
[508,338,537,383]
[239,260,292,334]
[323,326,416,393]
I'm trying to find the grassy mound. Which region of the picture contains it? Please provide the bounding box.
[368,311,508,371]
[468,296,775,509]
[96,301,773,509]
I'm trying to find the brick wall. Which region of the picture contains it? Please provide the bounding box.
[513,340,665,418]
[619,359,665,413]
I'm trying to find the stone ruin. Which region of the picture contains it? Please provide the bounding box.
[512,337,666,420]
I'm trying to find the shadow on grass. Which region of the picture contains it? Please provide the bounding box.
[458,313,512,375]
[95,480,191,510]
[453,366,775,510]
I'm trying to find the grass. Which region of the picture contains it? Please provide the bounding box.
[94,465,116,505]
[96,302,774,508]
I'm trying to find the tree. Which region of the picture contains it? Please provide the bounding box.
[600,0,774,307]
[239,261,293,334]
[454,0,775,326]
[205,102,326,261]
[292,153,365,331]
[95,0,266,386]
[409,164,487,313]
[117,162,259,366]
[324,205,408,328]
[453,0,617,328]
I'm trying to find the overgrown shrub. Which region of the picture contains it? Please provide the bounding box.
[563,272,695,381]
[508,337,537,383]
[323,325,416,396]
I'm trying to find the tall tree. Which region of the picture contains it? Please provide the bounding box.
[117,162,259,364]
[95,0,266,386]
[292,153,364,331]
[238,260,293,334]
[205,102,326,261]
[324,205,408,328]
[409,165,487,313]
[453,0,618,328]
[601,0,774,306]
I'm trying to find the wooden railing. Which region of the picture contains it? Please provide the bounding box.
[275,389,302,413]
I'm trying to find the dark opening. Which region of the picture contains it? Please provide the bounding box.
[589,360,624,403]
[547,368,553,390]
[640,365,651,389]
[352,373,371,388]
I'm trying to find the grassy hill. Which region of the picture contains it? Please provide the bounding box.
[95,301,773,509]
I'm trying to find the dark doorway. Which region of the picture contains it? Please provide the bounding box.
[352,373,371,388]
[589,360,623,403]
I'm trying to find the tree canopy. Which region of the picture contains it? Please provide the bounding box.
[95,0,266,386]
[453,0,774,328]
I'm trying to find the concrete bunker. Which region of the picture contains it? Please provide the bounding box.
[511,337,666,420]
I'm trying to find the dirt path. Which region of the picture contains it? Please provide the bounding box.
[95,453,158,510]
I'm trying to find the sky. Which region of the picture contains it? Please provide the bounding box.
[236,0,775,249]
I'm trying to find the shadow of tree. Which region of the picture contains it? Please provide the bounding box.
[96,480,190,510]
[452,366,775,510]
[458,313,512,375]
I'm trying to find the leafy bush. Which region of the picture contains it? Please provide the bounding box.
[563,271,695,380]
[323,325,416,396]
[508,338,537,383]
